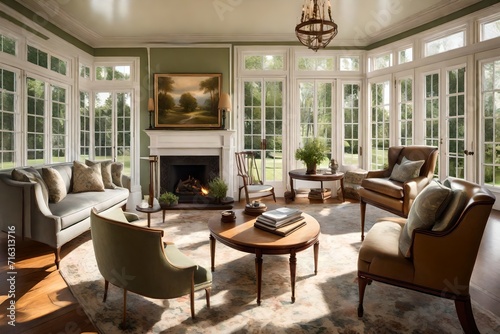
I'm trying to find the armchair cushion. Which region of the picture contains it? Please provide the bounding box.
[389,157,425,182]
[361,178,404,199]
[399,180,453,257]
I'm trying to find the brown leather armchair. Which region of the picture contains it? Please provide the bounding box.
[357,177,496,333]
[358,145,438,240]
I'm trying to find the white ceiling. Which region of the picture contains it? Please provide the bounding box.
[17,0,481,48]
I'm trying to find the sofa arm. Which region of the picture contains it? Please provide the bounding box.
[121,174,132,191]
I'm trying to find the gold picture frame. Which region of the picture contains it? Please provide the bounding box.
[154,73,221,128]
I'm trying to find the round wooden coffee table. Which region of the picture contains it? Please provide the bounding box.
[208,209,320,305]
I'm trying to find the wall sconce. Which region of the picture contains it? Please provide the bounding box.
[218,92,231,130]
[147,97,154,129]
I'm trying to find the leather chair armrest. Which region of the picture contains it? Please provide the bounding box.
[402,176,431,215]
[366,169,389,178]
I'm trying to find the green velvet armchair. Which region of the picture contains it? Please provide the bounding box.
[90,207,212,326]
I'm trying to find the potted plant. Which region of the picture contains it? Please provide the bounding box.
[158,191,179,207]
[295,137,327,174]
[208,177,228,203]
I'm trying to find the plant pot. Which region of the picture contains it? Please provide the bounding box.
[306,163,317,174]
[160,201,178,209]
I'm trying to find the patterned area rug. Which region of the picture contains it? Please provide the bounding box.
[59,202,500,333]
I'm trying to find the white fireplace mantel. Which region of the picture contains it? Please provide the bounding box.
[144,129,236,197]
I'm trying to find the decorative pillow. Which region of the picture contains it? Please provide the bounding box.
[85,159,115,189]
[111,162,124,187]
[42,167,67,203]
[399,180,453,258]
[390,156,425,183]
[432,189,467,232]
[12,168,49,205]
[73,161,105,193]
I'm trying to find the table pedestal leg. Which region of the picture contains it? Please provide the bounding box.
[289,250,297,303]
[209,234,216,272]
[313,241,319,275]
[340,178,345,202]
[255,250,263,305]
[147,213,151,228]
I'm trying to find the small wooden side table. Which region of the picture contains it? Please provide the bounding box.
[288,168,345,202]
[135,204,161,227]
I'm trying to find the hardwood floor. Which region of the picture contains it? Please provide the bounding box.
[1,197,499,333]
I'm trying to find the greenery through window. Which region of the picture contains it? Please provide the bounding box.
[51,85,67,162]
[27,45,48,69]
[80,64,91,79]
[342,83,360,166]
[26,77,45,165]
[370,81,390,169]
[50,55,67,75]
[0,68,16,169]
[297,56,334,71]
[398,48,413,64]
[0,34,16,56]
[481,18,500,41]
[244,55,284,71]
[482,59,500,186]
[447,67,466,178]
[79,91,91,160]
[96,65,131,81]
[339,56,359,71]
[424,72,440,175]
[373,53,392,71]
[398,78,413,145]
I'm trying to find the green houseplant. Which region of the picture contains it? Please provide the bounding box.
[208,177,228,203]
[295,137,327,174]
[159,191,179,207]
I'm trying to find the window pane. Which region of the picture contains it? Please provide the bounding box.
[298,56,334,71]
[0,68,16,169]
[425,31,465,57]
[399,47,413,64]
[482,19,500,41]
[370,81,390,169]
[373,53,392,71]
[482,59,500,186]
[26,77,45,165]
[339,56,359,71]
[1,35,16,56]
[343,83,360,166]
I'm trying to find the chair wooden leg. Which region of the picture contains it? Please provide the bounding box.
[103,280,109,302]
[54,247,61,269]
[205,287,211,308]
[357,275,371,317]
[190,276,196,319]
[121,289,127,328]
[360,200,367,241]
[455,298,480,334]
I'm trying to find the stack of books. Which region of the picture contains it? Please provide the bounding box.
[308,188,331,200]
[254,207,306,236]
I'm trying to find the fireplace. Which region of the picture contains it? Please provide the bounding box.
[160,155,219,203]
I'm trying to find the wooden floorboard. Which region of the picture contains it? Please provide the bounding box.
[1,197,499,333]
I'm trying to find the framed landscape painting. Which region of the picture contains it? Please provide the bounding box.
[154,73,221,128]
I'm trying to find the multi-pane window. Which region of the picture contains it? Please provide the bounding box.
[244,55,284,71]
[342,83,360,166]
[116,92,132,172]
[370,81,390,169]
[94,92,113,160]
[51,56,67,75]
[298,80,333,168]
[80,91,91,160]
[51,85,67,162]
[398,78,413,145]
[0,34,16,56]
[95,65,131,81]
[27,45,68,75]
[26,77,45,165]
[0,68,16,169]
[481,18,500,41]
[447,67,466,178]
[482,59,500,186]
[297,56,334,71]
[425,31,465,57]
[424,72,440,174]
[339,56,360,71]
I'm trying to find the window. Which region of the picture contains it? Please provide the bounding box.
[27,45,48,69]
[424,72,440,174]
[373,53,392,71]
[244,55,285,71]
[297,56,334,71]
[80,64,91,79]
[0,67,16,169]
[481,18,500,41]
[51,85,67,162]
[339,56,360,71]
[370,81,390,169]
[425,31,465,57]
[0,34,16,56]
[298,80,333,168]
[79,91,91,160]
[398,47,413,64]
[447,67,466,178]
[342,83,360,166]
[397,77,413,145]
[95,65,131,81]
[482,59,500,186]
[51,55,67,75]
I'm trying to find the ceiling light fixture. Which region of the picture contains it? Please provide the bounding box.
[295,0,338,52]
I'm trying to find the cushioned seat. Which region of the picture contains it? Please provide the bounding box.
[358,145,438,240]
[357,177,496,334]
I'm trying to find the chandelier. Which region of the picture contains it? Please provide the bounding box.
[295,0,338,52]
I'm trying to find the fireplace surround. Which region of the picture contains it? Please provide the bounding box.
[145,130,235,201]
